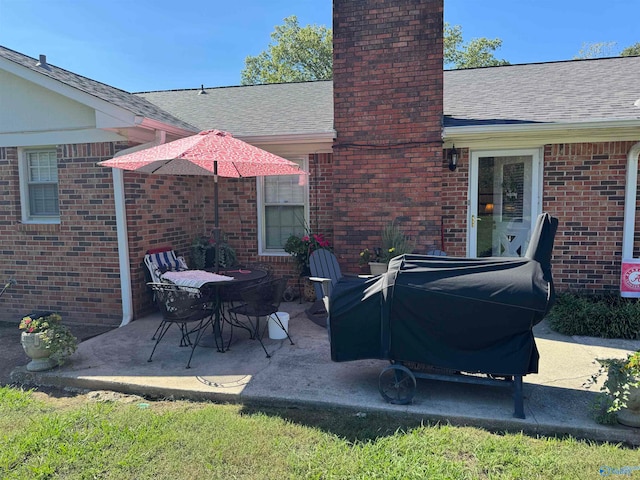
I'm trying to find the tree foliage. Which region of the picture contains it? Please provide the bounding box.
[574,41,618,59]
[242,18,513,84]
[241,16,332,85]
[621,42,640,57]
[575,41,640,59]
[444,22,509,69]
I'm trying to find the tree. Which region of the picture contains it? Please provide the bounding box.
[444,22,510,69]
[574,41,640,59]
[241,16,332,85]
[621,42,640,57]
[574,42,618,59]
[242,18,509,85]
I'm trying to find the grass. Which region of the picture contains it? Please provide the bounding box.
[0,387,638,479]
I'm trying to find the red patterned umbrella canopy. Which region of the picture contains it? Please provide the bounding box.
[99,129,305,232]
[99,129,303,178]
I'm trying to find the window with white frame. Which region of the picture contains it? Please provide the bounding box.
[19,148,60,223]
[258,157,308,253]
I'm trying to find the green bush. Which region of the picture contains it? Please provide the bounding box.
[547,292,640,339]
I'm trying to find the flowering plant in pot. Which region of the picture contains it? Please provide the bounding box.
[586,350,640,426]
[284,231,331,276]
[19,312,77,371]
[359,222,414,274]
[191,232,237,270]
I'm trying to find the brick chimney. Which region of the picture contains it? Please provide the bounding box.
[332,0,444,266]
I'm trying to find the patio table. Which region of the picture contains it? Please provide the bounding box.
[161,269,267,351]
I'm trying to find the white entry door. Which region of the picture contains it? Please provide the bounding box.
[468,149,542,257]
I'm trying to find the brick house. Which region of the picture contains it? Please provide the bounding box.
[1,0,639,326]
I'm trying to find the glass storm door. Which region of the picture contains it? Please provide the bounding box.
[468,149,542,257]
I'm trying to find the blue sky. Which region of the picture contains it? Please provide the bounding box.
[0,0,637,93]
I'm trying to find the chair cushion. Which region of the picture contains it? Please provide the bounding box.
[144,247,189,283]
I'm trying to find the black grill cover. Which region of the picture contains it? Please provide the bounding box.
[329,213,558,376]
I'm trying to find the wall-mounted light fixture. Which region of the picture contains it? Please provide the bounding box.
[448,145,458,171]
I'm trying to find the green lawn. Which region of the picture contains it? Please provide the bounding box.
[0,386,637,479]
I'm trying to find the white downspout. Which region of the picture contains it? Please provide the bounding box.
[620,142,640,297]
[113,130,167,326]
[622,142,640,258]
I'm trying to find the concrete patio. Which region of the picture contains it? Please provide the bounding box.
[10,301,640,446]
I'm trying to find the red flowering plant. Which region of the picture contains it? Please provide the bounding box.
[284,231,331,275]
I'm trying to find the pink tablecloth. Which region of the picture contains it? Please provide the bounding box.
[161,270,234,288]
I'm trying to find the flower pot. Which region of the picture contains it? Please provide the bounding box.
[20,331,57,372]
[301,276,317,302]
[369,262,388,276]
[617,383,640,428]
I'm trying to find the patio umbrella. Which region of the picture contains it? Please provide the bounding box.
[99,129,305,269]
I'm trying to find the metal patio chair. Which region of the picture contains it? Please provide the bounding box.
[227,277,293,358]
[147,282,214,368]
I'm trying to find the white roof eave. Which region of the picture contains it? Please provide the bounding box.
[443,119,640,148]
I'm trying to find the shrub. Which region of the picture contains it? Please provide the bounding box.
[547,292,640,339]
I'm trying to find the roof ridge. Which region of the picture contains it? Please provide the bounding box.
[445,55,640,72]
[0,44,133,94]
[135,79,333,95]
[0,44,197,132]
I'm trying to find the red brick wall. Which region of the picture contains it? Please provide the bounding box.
[332,0,445,272]
[544,141,637,293]
[126,152,334,315]
[123,172,210,318]
[441,142,640,294]
[441,147,469,256]
[0,143,332,325]
[0,142,127,325]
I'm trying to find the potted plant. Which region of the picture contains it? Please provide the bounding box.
[586,351,640,426]
[19,312,77,371]
[360,222,415,275]
[191,232,237,270]
[284,231,331,276]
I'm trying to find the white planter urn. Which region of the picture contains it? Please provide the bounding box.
[617,384,640,428]
[20,331,57,372]
[369,262,388,276]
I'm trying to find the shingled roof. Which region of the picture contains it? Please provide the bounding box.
[3,43,638,138]
[0,45,197,133]
[134,56,640,136]
[136,81,334,138]
[444,56,640,127]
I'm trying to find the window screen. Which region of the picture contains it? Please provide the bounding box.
[26,150,59,217]
[263,158,306,249]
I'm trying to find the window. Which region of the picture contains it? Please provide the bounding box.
[258,157,308,253]
[19,148,60,223]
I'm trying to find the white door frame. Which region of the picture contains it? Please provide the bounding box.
[467,148,543,257]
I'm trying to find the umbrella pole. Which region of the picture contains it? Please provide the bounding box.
[211,160,225,351]
[213,160,220,273]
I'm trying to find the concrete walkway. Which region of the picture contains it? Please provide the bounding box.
[10,301,640,446]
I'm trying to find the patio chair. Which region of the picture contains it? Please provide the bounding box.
[307,249,361,326]
[144,246,189,283]
[147,282,214,368]
[227,277,293,358]
[309,249,343,301]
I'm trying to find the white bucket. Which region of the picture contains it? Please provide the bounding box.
[267,312,289,340]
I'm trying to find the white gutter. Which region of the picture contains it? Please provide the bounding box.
[444,119,640,138]
[622,142,640,259]
[113,130,167,327]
